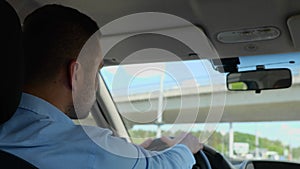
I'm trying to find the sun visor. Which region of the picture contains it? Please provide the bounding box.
[99,12,219,65]
[287,15,300,49]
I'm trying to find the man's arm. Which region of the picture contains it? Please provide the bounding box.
[88,127,199,169]
[134,143,196,169]
[135,132,203,168]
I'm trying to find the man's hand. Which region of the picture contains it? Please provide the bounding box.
[161,132,203,154]
[139,138,153,149]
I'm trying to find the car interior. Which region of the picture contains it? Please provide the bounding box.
[4,0,300,168]
[0,1,37,168]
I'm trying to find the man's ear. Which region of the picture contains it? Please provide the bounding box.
[68,59,80,91]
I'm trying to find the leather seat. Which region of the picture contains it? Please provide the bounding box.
[0,1,37,168]
[0,150,37,169]
[0,0,23,124]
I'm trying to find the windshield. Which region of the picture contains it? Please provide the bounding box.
[100,52,300,163]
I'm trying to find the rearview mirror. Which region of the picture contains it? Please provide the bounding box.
[227,68,292,91]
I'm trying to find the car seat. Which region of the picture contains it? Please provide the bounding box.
[0,1,37,168]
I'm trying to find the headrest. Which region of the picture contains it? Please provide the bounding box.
[0,1,23,124]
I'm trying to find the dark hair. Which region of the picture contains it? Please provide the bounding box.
[23,4,99,84]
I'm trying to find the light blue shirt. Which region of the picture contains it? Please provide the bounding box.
[0,93,195,169]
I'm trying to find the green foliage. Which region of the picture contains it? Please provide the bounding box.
[234,132,287,155]
[128,130,156,144]
[259,138,286,155]
[292,147,300,159]
[128,129,296,158]
[230,82,247,90]
[234,132,255,148]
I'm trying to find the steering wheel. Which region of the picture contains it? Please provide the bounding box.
[145,138,212,169]
[193,150,212,169]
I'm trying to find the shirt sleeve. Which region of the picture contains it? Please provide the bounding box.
[133,144,196,169]
[85,126,195,169]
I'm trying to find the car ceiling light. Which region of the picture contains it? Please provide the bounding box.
[217,27,280,44]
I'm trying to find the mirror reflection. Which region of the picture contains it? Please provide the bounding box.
[227,68,292,91]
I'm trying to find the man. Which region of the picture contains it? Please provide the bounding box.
[0,4,202,169]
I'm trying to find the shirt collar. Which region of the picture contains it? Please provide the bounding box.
[19,92,74,125]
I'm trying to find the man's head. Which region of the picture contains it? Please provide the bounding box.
[23,4,102,118]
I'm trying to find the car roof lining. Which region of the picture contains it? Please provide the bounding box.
[8,0,300,63]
